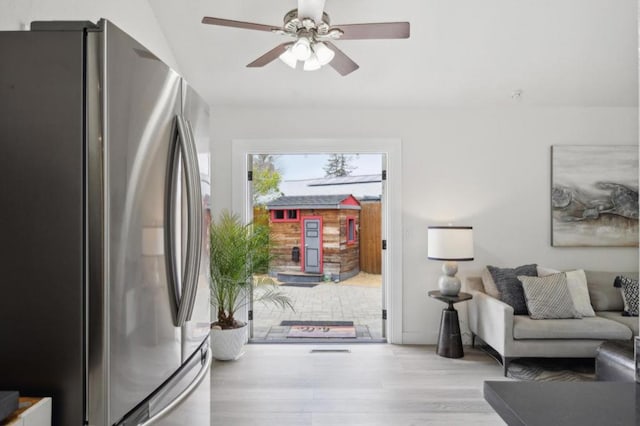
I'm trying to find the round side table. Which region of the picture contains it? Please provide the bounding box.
[428,290,473,358]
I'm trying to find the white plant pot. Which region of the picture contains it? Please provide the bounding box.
[210,322,247,361]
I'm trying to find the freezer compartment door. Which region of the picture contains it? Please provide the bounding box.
[115,339,211,426]
[147,339,211,425]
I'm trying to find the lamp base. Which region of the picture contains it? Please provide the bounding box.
[438,261,461,296]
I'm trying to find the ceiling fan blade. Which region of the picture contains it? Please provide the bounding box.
[246,43,291,68]
[297,0,326,22]
[324,42,359,76]
[334,22,410,40]
[202,17,279,33]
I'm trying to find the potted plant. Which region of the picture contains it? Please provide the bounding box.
[209,210,293,360]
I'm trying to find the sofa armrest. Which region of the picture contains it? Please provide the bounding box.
[468,288,514,355]
[466,276,484,293]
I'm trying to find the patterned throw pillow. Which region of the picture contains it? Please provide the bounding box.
[487,264,538,315]
[614,276,639,317]
[519,273,582,320]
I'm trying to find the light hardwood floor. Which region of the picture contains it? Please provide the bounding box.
[210,344,509,425]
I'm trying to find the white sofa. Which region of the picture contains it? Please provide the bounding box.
[466,270,638,376]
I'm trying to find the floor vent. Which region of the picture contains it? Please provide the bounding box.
[310,348,351,353]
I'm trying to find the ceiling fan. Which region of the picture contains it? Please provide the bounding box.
[202,0,410,76]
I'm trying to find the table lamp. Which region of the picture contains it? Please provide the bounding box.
[427,226,474,296]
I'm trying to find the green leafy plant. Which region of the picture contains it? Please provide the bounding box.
[209,210,293,329]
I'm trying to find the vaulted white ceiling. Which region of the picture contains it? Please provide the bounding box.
[149,0,638,108]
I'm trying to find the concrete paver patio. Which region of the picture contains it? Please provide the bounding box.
[251,273,383,341]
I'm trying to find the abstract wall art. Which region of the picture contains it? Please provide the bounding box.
[551,145,638,247]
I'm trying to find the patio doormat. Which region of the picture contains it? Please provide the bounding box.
[281,321,354,326]
[287,325,357,338]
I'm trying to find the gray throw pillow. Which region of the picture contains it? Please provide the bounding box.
[519,273,582,320]
[487,264,538,315]
[614,276,639,317]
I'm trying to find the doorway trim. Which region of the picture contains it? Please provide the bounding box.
[231,138,403,344]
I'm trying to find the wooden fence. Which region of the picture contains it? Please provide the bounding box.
[359,201,381,274]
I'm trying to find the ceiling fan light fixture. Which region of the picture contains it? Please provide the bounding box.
[291,37,312,61]
[303,53,321,71]
[313,41,334,65]
[279,47,298,69]
[202,6,410,77]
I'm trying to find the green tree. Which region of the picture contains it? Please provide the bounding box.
[252,154,282,205]
[323,154,356,177]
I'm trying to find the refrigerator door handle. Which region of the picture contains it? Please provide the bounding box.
[166,115,202,326]
[181,117,203,322]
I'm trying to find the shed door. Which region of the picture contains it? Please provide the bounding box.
[302,217,322,274]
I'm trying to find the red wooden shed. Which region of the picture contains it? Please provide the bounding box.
[266,194,361,282]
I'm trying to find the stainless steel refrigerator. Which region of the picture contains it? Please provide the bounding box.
[0,19,211,425]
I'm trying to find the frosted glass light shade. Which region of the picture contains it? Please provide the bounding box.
[303,53,321,71]
[313,42,335,65]
[279,48,297,68]
[291,38,312,61]
[427,226,474,261]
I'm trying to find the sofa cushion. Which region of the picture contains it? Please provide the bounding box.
[488,264,538,315]
[586,271,638,312]
[513,316,632,340]
[614,276,639,316]
[597,311,639,336]
[519,273,581,320]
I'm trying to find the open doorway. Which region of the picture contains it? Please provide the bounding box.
[249,153,385,342]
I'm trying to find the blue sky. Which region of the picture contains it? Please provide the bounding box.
[274,154,382,180]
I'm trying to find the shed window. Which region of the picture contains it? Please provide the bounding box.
[347,216,356,244]
[271,209,299,222]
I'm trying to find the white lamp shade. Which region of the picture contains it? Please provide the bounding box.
[427,226,474,261]
[291,38,312,61]
[142,226,165,256]
[279,48,297,68]
[313,42,335,65]
[303,53,321,71]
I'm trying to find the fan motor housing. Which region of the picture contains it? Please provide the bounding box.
[283,9,330,35]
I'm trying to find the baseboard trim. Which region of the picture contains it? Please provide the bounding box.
[401,332,434,345]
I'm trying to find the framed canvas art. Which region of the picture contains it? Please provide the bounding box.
[551,145,638,247]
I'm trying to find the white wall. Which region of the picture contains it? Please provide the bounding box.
[211,106,639,344]
[0,0,179,71]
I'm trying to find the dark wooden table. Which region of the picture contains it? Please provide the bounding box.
[484,381,639,425]
[428,290,472,358]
